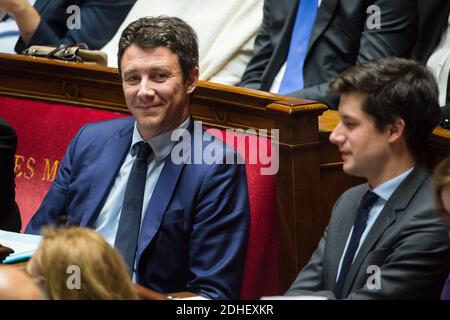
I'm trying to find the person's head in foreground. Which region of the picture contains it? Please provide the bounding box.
[27,227,138,300]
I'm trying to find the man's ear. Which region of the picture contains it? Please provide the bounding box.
[387,118,405,143]
[186,67,199,94]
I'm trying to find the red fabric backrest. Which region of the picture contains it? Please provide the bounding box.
[206,128,279,299]
[0,96,280,299]
[0,96,127,231]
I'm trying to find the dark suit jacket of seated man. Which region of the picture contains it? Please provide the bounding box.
[240,0,418,108]
[0,117,21,232]
[25,16,250,300]
[286,57,450,299]
[6,0,136,53]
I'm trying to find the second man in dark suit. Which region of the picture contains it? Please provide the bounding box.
[0,116,21,232]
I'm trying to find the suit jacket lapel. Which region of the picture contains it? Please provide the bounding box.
[342,166,430,296]
[341,195,397,296]
[79,124,133,227]
[307,0,339,53]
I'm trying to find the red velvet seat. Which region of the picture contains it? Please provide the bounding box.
[0,96,280,299]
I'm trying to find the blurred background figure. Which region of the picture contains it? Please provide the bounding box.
[27,227,138,300]
[285,58,449,299]
[0,0,135,54]
[0,116,21,232]
[0,265,43,299]
[412,0,450,129]
[101,0,263,85]
[432,155,450,300]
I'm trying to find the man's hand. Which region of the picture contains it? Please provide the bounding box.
[0,0,40,44]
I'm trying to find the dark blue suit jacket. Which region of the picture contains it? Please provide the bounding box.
[26,117,250,300]
[15,0,135,52]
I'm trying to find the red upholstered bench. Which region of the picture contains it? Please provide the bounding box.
[0,95,280,299]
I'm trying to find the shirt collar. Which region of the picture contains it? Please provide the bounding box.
[371,167,415,202]
[130,117,190,161]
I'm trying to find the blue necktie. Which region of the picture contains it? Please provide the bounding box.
[278,0,318,95]
[334,190,379,299]
[115,141,152,274]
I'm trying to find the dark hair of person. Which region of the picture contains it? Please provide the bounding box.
[329,57,441,161]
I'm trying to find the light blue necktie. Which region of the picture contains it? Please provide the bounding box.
[278,0,318,95]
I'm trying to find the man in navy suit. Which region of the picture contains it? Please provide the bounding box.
[0,0,135,53]
[26,16,250,300]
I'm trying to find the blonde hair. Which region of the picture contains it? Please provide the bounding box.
[432,155,450,218]
[30,227,138,300]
